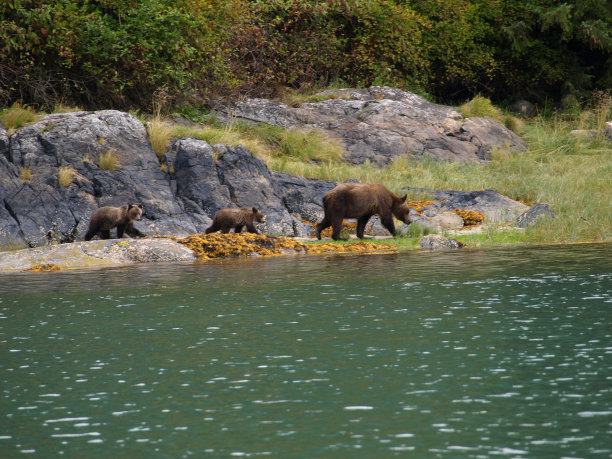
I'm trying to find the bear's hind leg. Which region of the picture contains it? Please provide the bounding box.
[356,215,371,239]
[331,217,344,241]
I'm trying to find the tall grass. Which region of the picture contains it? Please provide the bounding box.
[0,103,36,131]
[170,122,343,164]
[148,115,174,158]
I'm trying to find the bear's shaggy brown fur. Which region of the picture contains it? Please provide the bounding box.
[84,204,145,241]
[205,207,266,234]
[316,183,412,240]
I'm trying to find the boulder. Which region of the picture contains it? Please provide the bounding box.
[216,86,526,165]
[516,203,555,228]
[419,234,464,250]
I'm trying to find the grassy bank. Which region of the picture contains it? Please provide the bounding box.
[163,96,610,246]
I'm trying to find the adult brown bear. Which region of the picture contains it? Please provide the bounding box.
[316,183,411,240]
[84,204,145,241]
[205,207,266,234]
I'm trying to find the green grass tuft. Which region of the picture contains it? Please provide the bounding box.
[459,95,503,120]
[0,103,36,131]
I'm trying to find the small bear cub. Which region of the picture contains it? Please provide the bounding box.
[84,204,145,241]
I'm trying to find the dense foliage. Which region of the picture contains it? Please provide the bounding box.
[1,0,610,109]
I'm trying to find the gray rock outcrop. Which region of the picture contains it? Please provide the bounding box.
[217,86,526,165]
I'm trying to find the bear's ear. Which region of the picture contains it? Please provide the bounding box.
[400,194,407,202]
[252,206,258,213]
[128,204,135,209]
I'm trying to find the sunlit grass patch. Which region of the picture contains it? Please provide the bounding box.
[171,121,344,164]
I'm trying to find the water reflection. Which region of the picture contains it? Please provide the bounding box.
[0,243,610,457]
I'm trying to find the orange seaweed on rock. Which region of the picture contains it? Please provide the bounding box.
[305,241,395,255]
[25,263,62,272]
[452,209,485,227]
[170,233,395,259]
[407,200,436,214]
[171,233,305,259]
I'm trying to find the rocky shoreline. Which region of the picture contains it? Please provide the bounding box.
[0,86,553,272]
[0,233,400,274]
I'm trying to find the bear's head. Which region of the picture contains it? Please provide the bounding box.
[127,204,143,221]
[391,195,412,224]
[252,207,266,223]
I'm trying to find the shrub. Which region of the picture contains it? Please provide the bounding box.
[459,96,502,120]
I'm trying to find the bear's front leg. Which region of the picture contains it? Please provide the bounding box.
[331,217,344,241]
[315,215,331,240]
[126,223,146,238]
[380,213,396,236]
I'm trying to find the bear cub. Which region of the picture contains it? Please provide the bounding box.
[84,204,145,241]
[205,207,266,234]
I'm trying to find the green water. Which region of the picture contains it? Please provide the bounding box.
[1,244,610,458]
